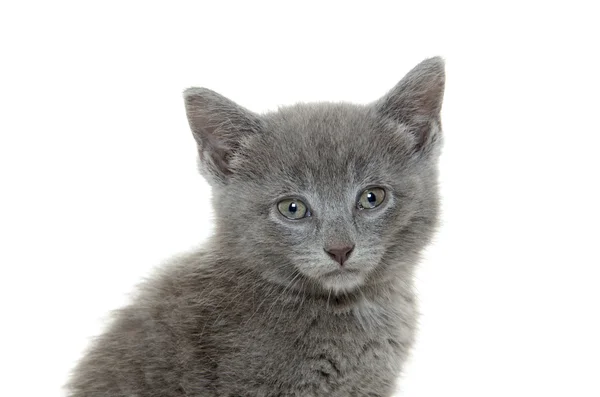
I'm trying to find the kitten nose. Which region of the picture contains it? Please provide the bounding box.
[325,244,355,266]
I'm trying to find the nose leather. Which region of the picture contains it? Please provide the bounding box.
[325,244,355,266]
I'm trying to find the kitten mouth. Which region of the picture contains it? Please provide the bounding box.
[323,268,360,277]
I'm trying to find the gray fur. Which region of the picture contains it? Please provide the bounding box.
[66,57,445,396]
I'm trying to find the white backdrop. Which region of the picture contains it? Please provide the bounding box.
[1,2,599,396]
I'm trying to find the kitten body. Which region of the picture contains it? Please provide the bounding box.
[67,57,445,397]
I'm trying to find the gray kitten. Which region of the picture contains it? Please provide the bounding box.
[66,57,445,397]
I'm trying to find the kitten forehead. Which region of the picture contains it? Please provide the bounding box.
[230,102,415,189]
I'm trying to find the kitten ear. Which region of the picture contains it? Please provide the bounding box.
[183,88,263,184]
[377,57,445,152]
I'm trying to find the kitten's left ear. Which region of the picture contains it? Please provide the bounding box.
[376,57,445,153]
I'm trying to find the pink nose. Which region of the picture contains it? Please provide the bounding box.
[325,245,355,266]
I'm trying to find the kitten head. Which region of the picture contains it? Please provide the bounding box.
[184,57,445,295]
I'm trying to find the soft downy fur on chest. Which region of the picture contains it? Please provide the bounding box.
[66,57,445,397]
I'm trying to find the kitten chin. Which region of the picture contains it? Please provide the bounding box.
[320,269,367,294]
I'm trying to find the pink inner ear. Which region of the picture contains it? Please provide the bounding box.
[204,134,235,176]
[376,58,445,153]
[380,57,445,121]
[184,87,263,181]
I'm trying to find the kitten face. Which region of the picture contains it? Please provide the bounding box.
[217,105,427,293]
[184,57,445,295]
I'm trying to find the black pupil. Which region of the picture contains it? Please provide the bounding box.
[289,202,297,213]
[367,192,376,203]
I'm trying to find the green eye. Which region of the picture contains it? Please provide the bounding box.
[277,199,310,220]
[358,187,386,210]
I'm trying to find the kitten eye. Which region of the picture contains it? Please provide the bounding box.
[357,187,386,210]
[277,199,310,220]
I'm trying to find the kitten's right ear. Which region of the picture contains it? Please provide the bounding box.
[183,88,263,185]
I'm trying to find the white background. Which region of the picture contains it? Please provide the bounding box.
[1,1,599,396]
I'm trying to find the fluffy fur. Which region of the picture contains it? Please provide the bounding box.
[66,57,445,396]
